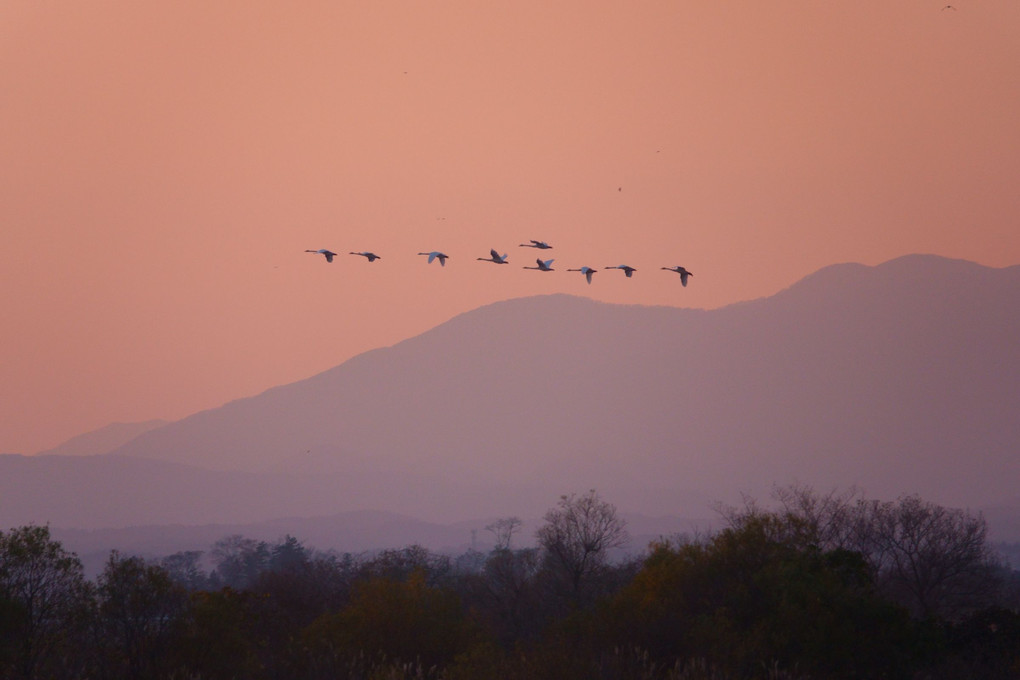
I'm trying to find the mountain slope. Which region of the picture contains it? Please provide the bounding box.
[35,419,169,456]
[98,254,1020,516]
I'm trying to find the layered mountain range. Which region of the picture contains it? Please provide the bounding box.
[3,255,1018,541]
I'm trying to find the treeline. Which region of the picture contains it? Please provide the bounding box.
[2,487,1019,679]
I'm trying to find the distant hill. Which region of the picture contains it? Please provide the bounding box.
[3,255,1018,536]
[35,419,168,456]
[50,510,716,580]
[0,453,571,529]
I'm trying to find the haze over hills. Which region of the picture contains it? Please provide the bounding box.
[34,419,168,457]
[3,255,1018,541]
[49,510,703,580]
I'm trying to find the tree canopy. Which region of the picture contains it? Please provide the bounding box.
[1,487,1017,679]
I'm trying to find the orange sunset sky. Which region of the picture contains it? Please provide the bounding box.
[2,1,1019,454]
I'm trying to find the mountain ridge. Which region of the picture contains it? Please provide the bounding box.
[110,254,1020,506]
[4,255,1018,532]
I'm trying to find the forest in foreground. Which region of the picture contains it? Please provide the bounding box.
[2,487,1020,680]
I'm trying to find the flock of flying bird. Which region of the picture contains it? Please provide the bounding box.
[304,241,694,287]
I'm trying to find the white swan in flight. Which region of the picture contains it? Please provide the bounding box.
[519,240,552,249]
[523,258,555,272]
[662,265,693,286]
[567,266,597,284]
[349,251,382,262]
[418,251,449,266]
[305,249,338,263]
[477,249,509,264]
[606,265,637,278]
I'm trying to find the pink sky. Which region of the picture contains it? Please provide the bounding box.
[2,1,1019,454]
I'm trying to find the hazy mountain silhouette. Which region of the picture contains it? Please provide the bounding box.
[51,511,707,579]
[35,419,168,456]
[3,255,1018,534]
[0,452,572,529]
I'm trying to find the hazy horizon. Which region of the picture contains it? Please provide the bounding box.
[4,254,1018,546]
